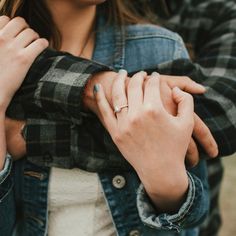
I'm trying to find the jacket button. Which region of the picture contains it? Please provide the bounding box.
[112,175,126,189]
[129,230,140,236]
[43,152,53,162]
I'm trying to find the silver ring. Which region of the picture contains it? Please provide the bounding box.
[114,104,129,114]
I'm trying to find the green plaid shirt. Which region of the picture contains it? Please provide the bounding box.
[7,0,236,235]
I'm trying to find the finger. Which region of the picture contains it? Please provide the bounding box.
[112,69,128,121]
[144,72,164,109]
[185,138,199,168]
[1,17,29,38]
[193,114,218,158]
[0,15,10,30]
[14,28,39,48]
[127,71,146,115]
[93,84,117,133]
[172,87,194,124]
[163,75,206,94]
[24,38,49,61]
[160,81,177,115]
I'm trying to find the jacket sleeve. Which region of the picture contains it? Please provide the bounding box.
[137,160,209,231]
[0,155,15,236]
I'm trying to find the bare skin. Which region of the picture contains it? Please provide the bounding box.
[0,15,48,169]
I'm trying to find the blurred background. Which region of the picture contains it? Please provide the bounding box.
[220,154,236,236]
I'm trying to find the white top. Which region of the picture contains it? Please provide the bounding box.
[48,167,116,236]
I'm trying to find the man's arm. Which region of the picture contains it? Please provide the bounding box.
[147,0,236,157]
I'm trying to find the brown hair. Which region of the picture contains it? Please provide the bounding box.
[0,0,150,49]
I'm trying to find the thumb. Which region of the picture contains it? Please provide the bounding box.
[172,87,194,123]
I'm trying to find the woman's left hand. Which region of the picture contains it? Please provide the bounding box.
[94,70,194,212]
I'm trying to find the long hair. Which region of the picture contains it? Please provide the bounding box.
[0,0,148,49]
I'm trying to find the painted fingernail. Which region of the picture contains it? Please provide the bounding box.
[93,84,100,93]
[119,69,127,75]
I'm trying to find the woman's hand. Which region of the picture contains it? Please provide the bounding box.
[0,16,48,112]
[84,71,218,166]
[0,15,48,169]
[94,70,194,212]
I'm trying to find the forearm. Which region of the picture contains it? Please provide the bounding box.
[11,48,113,124]
[155,0,236,156]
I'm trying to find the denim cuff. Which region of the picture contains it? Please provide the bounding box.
[136,171,208,232]
[0,154,13,202]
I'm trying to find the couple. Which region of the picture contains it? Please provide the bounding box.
[0,0,236,235]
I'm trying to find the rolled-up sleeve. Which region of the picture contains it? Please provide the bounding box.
[136,161,209,232]
[0,155,16,236]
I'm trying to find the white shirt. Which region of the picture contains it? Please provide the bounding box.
[48,167,116,236]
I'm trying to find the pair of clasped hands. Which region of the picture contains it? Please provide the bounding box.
[0,16,218,212]
[88,69,218,211]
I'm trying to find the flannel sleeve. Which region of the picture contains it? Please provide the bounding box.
[151,0,236,157]
[9,49,111,124]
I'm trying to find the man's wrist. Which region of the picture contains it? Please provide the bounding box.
[83,71,117,111]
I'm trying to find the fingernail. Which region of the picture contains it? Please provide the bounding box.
[210,146,219,157]
[93,84,100,93]
[119,69,127,75]
[151,72,159,77]
[195,82,206,91]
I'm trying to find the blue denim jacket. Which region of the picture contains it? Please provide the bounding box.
[0,15,209,236]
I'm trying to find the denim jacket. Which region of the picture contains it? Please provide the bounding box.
[0,15,209,236]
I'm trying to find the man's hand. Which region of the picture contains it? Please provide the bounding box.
[84,72,218,167]
[159,76,218,166]
[5,117,26,159]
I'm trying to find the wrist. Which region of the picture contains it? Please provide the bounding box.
[137,164,189,212]
[83,71,117,111]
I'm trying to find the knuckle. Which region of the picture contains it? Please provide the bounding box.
[0,15,10,22]
[120,126,130,137]
[25,28,37,37]
[183,76,191,83]
[15,51,29,65]
[35,38,48,49]
[0,33,6,45]
[144,104,160,118]
[14,16,27,26]
[113,132,123,144]
[129,115,140,127]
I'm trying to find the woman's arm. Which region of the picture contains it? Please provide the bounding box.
[0,16,47,235]
[94,70,202,213]
[0,15,48,167]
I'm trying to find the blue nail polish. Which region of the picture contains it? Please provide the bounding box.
[93,84,100,93]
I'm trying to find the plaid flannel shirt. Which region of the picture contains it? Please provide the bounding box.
[7,0,236,235]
